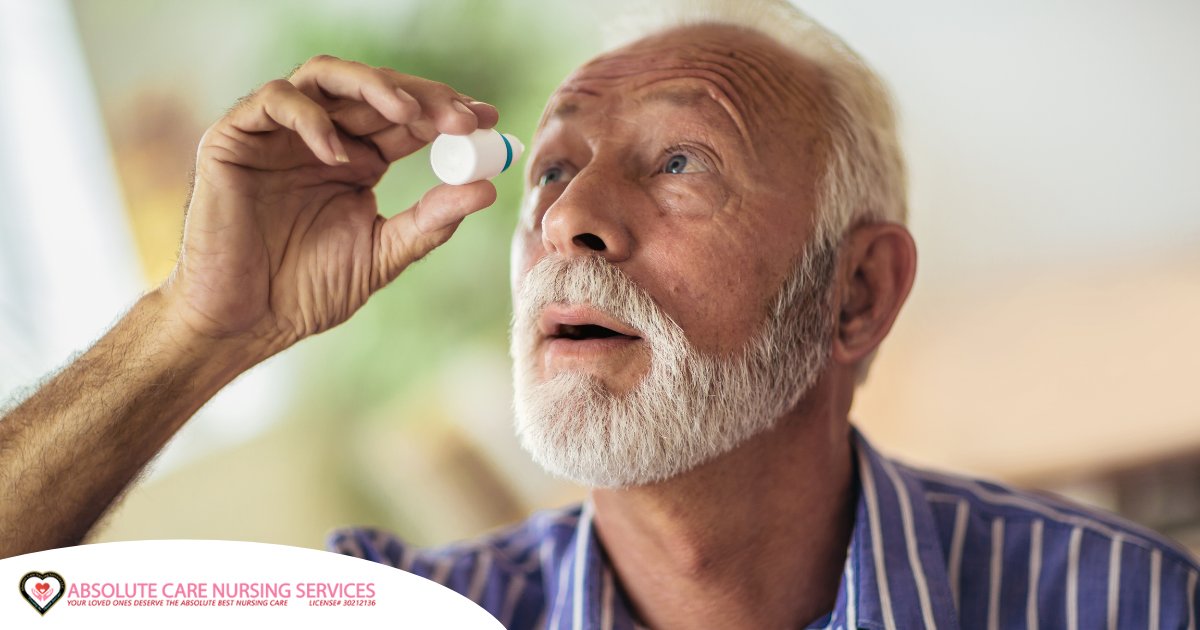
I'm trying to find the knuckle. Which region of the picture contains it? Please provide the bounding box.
[374,65,404,80]
[430,82,459,100]
[352,63,391,88]
[259,79,292,98]
[435,87,470,110]
[305,53,338,66]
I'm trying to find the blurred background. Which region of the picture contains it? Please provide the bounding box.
[0,0,1197,552]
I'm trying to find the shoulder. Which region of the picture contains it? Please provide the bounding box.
[907,462,1196,563]
[326,504,584,619]
[327,503,584,577]
[900,461,1200,624]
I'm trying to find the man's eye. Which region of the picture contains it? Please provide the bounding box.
[664,154,693,174]
[538,167,564,186]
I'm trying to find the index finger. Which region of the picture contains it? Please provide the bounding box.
[460,99,500,130]
[289,55,419,125]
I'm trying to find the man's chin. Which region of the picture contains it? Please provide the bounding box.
[513,371,727,489]
[536,342,651,396]
[534,367,643,398]
[514,372,663,487]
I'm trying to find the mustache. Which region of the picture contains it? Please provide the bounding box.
[513,255,684,345]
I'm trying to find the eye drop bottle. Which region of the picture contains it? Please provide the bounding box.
[430,128,524,185]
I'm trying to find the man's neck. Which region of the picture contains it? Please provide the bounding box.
[590,389,856,630]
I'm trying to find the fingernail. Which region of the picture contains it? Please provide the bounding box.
[452,100,473,115]
[329,132,350,164]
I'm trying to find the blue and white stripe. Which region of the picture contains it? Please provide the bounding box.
[328,428,1200,628]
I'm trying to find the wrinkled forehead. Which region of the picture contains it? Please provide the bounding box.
[536,23,832,147]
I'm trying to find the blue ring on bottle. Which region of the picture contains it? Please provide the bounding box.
[499,131,513,172]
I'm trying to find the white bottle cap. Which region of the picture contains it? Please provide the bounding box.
[430,128,525,186]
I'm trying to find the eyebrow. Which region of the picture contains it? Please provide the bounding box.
[549,86,718,120]
[637,85,751,144]
[549,102,580,119]
[548,86,713,118]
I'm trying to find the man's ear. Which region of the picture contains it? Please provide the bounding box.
[831,222,917,368]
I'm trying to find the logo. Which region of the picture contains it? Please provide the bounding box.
[19,571,65,615]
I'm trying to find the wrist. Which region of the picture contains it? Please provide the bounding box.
[136,289,282,383]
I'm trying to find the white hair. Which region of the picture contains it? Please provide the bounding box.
[511,243,837,488]
[598,0,906,381]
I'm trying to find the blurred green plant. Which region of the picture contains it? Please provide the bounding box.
[262,0,595,520]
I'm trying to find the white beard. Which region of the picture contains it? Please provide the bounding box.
[510,238,838,488]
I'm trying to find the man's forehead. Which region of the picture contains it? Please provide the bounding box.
[537,79,751,158]
[538,23,828,140]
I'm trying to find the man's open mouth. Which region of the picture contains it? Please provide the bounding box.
[539,304,643,344]
[553,323,639,341]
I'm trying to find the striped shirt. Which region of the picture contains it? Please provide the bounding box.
[328,429,1200,628]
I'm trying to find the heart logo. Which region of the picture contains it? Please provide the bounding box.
[19,571,65,615]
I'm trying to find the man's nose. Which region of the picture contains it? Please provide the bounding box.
[539,164,634,263]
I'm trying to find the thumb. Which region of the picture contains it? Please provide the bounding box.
[373,181,498,289]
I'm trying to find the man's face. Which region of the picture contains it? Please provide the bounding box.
[508,25,838,486]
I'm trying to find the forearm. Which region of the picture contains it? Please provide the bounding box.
[0,290,267,557]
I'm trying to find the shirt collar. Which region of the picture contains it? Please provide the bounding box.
[541,499,634,630]
[849,428,961,630]
[545,428,961,630]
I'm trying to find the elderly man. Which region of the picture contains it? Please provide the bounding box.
[1,1,1196,628]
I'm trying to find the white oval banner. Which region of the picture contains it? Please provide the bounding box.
[0,540,505,628]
